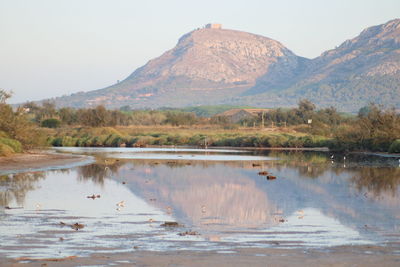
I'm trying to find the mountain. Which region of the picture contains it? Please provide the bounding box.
[50,20,400,112]
[52,24,306,108]
[246,19,400,111]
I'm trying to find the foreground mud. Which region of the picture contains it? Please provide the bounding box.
[2,245,400,267]
[0,151,92,173]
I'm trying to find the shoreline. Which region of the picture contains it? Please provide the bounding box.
[0,147,398,174]
[3,245,400,266]
[0,150,93,174]
[1,148,399,266]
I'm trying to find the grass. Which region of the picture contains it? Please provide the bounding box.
[49,125,333,149]
[0,137,23,156]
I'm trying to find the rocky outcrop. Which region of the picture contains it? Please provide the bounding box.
[52,26,304,108]
[247,19,400,111]
[50,19,400,112]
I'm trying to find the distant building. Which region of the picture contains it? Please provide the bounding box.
[205,23,222,29]
[213,108,270,123]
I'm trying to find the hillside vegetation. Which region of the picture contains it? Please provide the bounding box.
[20,99,400,153]
[0,90,45,156]
[49,19,400,112]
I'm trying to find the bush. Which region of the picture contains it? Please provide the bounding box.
[389,139,400,153]
[61,136,77,147]
[0,137,22,152]
[52,137,63,147]
[0,143,14,156]
[133,136,156,147]
[0,131,8,138]
[41,118,61,128]
[90,135,108,147]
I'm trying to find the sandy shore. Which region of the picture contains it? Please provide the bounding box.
[2,245,400,266]
[0,150,92,173]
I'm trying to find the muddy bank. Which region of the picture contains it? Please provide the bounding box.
[0,150,93,173]
[3,245,400,267]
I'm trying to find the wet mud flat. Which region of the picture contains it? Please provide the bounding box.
[0,150,93,174]
[1,148,400,265]
[3,246,400,267]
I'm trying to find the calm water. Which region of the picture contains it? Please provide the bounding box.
[1,148,400,259]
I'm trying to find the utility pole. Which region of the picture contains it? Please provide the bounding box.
[261,111,265,129]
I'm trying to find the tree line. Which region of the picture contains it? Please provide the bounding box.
[1,91,399,154]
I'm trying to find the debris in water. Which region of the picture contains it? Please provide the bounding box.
[59,221,85,231]
[86,194,101,200]
[178,230,200,236]
[201,205,206,213]
[5,206,23,209]
[252,163,261,167]
[160,221,182,227]
[116,200,125,207]
[71,223,84,230]
[166,206,172,214]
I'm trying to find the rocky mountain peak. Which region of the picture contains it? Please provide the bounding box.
[126,27,299,87]
[322,18,400,57]
[49,20,400,112]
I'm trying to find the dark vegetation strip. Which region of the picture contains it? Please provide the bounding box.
[1,89,399,155]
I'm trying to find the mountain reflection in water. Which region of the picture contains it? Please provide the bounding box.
[1,149,399,258]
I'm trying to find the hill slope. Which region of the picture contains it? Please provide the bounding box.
[50,20,400,112]
[52,26,306,108]
[247,19,400,111]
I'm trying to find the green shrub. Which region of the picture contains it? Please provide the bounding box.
[52,137,63,147]
[90,135,108,147]
[41,118,61,128]
[61,136,77,147]
[110,136,126,147]
[133,136,156,147]
[268,135,289,147]
[103,134,119,146]
[153,136,169,145]
[0,137,22,152]
[0,131,8,138]
[389,139,400,153]
[76,136,92,147]
[0,143,14,156]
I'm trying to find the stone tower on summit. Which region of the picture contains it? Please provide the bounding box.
[205,23,222,29]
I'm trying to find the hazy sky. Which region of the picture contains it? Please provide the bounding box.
[1,0,399,103]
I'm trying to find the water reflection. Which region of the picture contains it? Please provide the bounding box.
[77,159,124,185]
[120,164,279,229]
[0,172,45,207]
[351,167,400,197]
[1,148,400,259]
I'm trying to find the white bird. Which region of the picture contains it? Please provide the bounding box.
[116,201,125,207]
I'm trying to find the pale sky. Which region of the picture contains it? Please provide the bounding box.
[1,0,399,103]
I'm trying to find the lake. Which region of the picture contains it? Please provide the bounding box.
[1,147,399,259]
